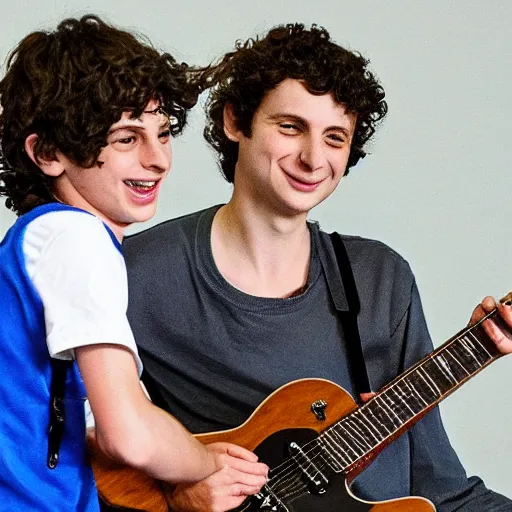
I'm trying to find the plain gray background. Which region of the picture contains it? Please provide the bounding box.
[1,0,511,498]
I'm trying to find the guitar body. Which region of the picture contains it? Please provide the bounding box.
[92,378,435,511]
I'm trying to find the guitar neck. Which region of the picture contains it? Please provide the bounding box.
[319,307,508,474]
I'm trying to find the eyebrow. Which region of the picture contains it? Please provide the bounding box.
[268,113,352,138]
[108,118,170,133]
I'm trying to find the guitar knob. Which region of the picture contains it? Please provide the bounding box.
[311,400,327,421]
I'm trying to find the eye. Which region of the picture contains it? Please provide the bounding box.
[326,133,345,148]
[109,131,138,147]
[116,136,137,145]
[158,129,171,143]
[279,123,300,134]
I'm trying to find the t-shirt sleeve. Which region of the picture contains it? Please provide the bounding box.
[23,210,142,375]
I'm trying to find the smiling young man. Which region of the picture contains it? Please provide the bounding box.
[0,16,267,511]
[124,24,512,511]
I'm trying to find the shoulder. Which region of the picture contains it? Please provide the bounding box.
[23,209,121,274]
[123,205,219,267]
[314,226,417,327]
[23,210,118,253]
[316,226,413,279]
[26,208,111,240]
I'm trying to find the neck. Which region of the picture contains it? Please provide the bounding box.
[211,198,311,298]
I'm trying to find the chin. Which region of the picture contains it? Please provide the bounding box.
[282,199,322,217]
[131,206,158,224]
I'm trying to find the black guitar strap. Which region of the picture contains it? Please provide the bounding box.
[47,358,72,469]
[329,232,371,399]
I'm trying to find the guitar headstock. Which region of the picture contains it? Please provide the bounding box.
[500,292,512,306]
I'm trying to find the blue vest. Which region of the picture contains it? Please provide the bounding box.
[0,203,119,511]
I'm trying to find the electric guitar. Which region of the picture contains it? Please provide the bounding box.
[90,293,512,511]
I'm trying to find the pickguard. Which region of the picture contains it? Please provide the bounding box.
[247,428,370,512]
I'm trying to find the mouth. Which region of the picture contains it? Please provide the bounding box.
[284,173,326,192]
[123,179,163,206]
[124,180,159,191]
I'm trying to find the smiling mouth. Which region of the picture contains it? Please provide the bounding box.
[286,174,325,186]
[294,177,322,185]
[124,180,158,189]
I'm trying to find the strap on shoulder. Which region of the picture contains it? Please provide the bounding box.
[329,232,371,398]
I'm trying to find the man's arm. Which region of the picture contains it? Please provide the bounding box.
[30,213,267,486]
[78,343,267,484]
[404,284,512,510]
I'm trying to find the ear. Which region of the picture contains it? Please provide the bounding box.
[24,134,65,178]
[223,103,242,143]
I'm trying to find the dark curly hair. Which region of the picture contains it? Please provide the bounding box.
[0,15,201,215]
[203,23,388,183]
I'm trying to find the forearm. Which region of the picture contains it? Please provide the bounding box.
[79,344,217,484]
[130,404,216,483]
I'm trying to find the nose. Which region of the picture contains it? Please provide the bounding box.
[141,138,172,174]
[299,136,326,171]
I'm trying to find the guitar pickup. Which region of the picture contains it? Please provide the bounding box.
[287,441,330,495]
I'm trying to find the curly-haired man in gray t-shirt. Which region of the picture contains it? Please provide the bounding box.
[124,23,512,512]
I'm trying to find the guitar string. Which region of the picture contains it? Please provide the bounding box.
[246,321,495,506]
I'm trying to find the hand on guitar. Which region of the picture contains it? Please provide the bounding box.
[470,295,512,353]
[167,442,268,512]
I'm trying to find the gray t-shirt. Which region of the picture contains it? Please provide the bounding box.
[124,205,511,510]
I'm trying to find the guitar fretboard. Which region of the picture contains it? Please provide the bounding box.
[261,308,507,507]
[320,311,502,472]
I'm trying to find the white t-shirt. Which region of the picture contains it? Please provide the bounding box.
[22,210,142,374]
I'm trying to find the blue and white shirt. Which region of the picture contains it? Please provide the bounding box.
[0,202,140,511]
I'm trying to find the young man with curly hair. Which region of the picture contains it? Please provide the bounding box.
[124,24,512,511]
[0,15,267,511]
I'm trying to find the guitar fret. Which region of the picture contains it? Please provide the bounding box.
[402,378,429,407]
[459,337,487,367]
[463,334,490,364]
[444,347,471,377]
[421,358,453,395]
[370,395,400,433]
[337,421,367,454]
[364,401,393,436]
[313,443,335,474]
[418,365,441,397]
[390,386,415,417]
[375,393,402,428]
[440,351,468,382]
[319,430,352,468]
[381,388,411,424]
[392,381,423,415]
[433,354,458,386]
[344,418,374,450]
[317,443,346,472]
[467,330,493,358]
[329,425,361,460]
[408,367,435,407]
[354,408,384,442]
[450,341,481,374]
[460,336,492,367]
